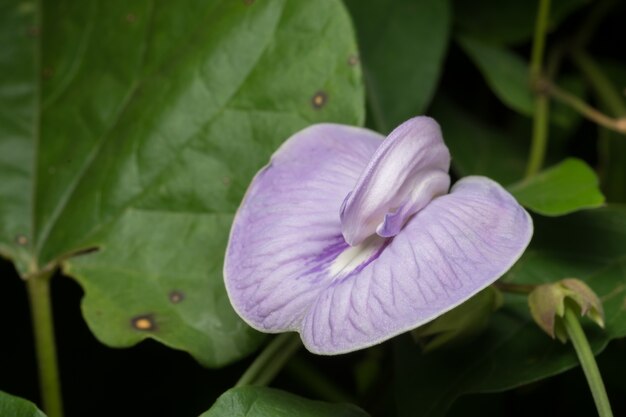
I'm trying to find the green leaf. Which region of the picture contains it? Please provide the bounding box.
[394,206,626,417]
[458,36,586,130]
[0,0,364,366]
[0,391,46,417]
[345,0,450,131]
[453,0,589,45]
[430,96,527,184]
[509,158,605,216]
[457,36,534,116]
[200,387,369,417]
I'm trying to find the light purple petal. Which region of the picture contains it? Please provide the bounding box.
[225,121,532,355]
[340,117,451,246]
[224,124,383,333]
[301,176,532,354]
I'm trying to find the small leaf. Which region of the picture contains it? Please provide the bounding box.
[0,391,46,417]
[345,0,450,131]
[509,158,605,216]
[199,387,369,417]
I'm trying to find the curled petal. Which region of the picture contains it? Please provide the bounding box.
[302,176,532,354]
[224,124,382,333]
[226,124,533,354]
[340,117,451,246]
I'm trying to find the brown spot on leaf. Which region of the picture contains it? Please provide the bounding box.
[243,0,255,5]
[126,13,137,23]
[222,176,232,186]
[169,291,185,304]
[348,54,359,66]
[27,26,39,37]
[15,235,28,246]
[131,314,157,331]
[42,67,54,79]
[311,91,327,109]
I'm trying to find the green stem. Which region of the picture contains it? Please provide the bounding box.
[543,80,626,134]
[525,0,552,179]
[572,50,626,117]
[571,50,626,202]
[563,306,613,417]
[526,96,550,178]
[26,270,63,417]
[530,0,551,81]
[235,333,301,388]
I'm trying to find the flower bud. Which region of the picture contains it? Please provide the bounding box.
[528,278,604,343]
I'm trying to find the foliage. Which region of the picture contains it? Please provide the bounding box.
[1,0,625,416]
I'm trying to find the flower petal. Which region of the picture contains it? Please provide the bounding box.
[340,116,451,246]
[301,176,533,354]
[224,124,383,332]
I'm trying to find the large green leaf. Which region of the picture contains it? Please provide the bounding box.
[344,0,450,131]
[0,391,46,417]
[0,0,364,366]
[453,0,589,45]
[509,158,605,216]
[200,387,369,417]
[430,97,527,185]
[395,206,626,417]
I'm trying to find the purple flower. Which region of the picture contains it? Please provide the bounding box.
[224,117,533,354]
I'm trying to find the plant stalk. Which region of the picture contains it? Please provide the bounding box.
[26,269,63,417]
[529,0,551,81]
[572,50,626,117]
[571,49,626,202]
[526,0,552,179]
[540,79,626,134]
[235,333,301,388]
[563,307,613,417]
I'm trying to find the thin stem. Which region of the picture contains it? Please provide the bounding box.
[493,281,537,295]
[571,49,626,203]
[563,306,614,417]
[26,270,63,417]
[530,0,552,82]
[526,0,552,179]
[572,50,626,117]
[235,333,301,388]
[526,96,550,178]
[540,79,626,134]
